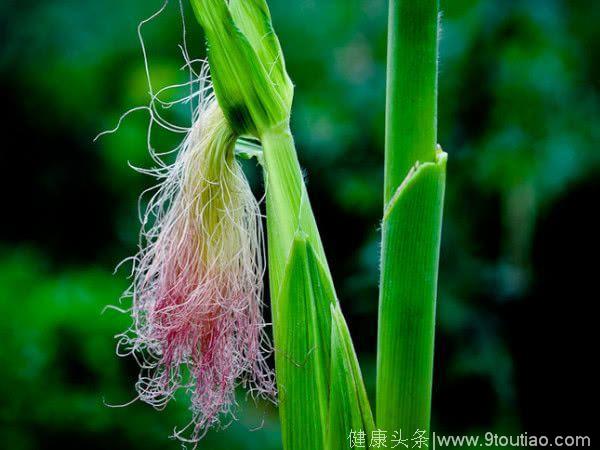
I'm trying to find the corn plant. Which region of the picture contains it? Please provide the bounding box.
[116,0,445,448]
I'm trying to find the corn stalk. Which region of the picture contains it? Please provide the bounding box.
[376,0,446,436]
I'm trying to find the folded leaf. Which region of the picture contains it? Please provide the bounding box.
[377,149,447,433]
[329,302,375,449]
[275,232,333,450]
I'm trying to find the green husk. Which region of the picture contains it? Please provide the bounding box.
[190,0,291,136]
[376,0,445,436]
[228,0,293,105]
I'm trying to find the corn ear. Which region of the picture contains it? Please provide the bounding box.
[190,2,375,448]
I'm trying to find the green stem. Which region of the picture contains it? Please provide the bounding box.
[377,0,443,436]
[260,127,329,297]
[384,0,439,202]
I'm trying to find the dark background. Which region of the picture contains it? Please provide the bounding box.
[0,0,598,448]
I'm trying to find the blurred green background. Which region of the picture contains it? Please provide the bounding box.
[1,0,598,448]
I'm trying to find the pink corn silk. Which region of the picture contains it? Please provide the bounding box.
[126,102,274,441]
[136,210,272,434]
